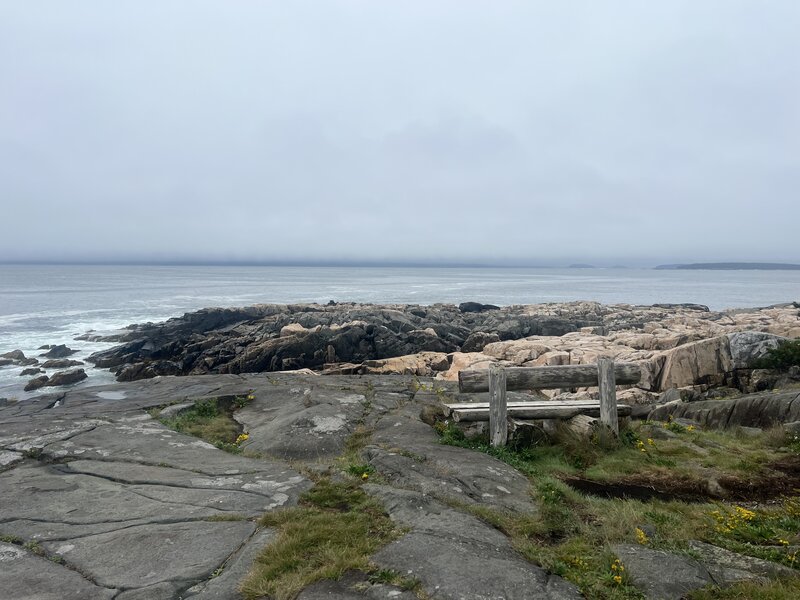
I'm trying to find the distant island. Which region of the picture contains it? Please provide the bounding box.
[655,262,800,271]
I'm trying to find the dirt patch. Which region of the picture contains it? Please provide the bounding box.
[717,455,800,501]
[563,476,708,503]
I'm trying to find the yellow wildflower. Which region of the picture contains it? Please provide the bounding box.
[613,575,622,585]
[635,527,650,545]
[235,432,250,444]
[361,472,369,480]
[686,424,695,431]
[647,438,655,446]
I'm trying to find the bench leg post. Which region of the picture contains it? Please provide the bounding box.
[489,365,508,447]
[597,357,619,445]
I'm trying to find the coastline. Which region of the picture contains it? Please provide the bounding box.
[3,299,797,401]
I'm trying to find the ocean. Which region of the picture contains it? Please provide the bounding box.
[1,264,799,399]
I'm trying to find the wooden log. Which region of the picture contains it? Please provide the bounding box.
[488,364,508,447]
[458,363,641,393]
[597,357,619,438]
[562,414,600,439]
[451,404,632,422]
[442,399,602,417]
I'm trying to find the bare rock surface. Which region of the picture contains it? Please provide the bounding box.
[614,541,797,600]
[648,388,800,428]
[366,392,536,512]
[0,374,312,599]
[0,541,116,600]
[367,484,580,599]
[296,571,418,600]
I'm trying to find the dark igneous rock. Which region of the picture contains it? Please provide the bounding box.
[461,331,501,353]
[87,302,610,382]
[45,368,88,387]
[19,368,44,377]
[40,344,78,359]
[24,376,50,391]
[41,359,84,369]
[458,302,500,313]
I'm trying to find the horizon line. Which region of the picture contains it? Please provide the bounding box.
[2,259,800,269]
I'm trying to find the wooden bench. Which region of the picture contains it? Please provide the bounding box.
[446,359,642,447]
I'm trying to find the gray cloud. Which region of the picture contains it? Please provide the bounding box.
[1,1,799,265]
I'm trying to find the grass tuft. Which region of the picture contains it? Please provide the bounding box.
[158,396,252,454]
[240,479,402,600]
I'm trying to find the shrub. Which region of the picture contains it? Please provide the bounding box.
[752,340,800,371]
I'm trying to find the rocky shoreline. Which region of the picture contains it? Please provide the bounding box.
[78,300,800,401]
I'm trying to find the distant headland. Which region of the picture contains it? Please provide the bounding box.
[655,262,800,271]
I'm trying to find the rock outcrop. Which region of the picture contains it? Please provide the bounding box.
[85,302,800,395]
[0,373,584,599]
[648,388,800,428]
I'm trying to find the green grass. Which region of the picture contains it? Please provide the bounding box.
[434,420,800,598]
[437,419,799,496]
[688,578,800,599]
[157,397,250,453]
[240,479,403,600]
[0,534,22,544]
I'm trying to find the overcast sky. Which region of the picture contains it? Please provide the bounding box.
[1,1,798,266]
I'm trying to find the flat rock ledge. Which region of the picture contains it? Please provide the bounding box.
[2,372,797,599]
[1,373,578,600]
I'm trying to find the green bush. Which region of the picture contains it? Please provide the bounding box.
[752,340,800,371]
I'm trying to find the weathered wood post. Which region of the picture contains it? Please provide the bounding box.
[488,364,507,447]
[597,357,619,445]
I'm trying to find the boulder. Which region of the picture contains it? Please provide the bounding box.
[41,359,84,369]
[24,376,49,391]
[45,369,88,387]
[40,344,78,359]
[657,336,732,390]
[360,353,449,376]
[461,331,501,353]
[1,350,26,361]
[727,331,788,369]
[19,368,44,377]
[280,323,317,337]
[437,352,498,381]
[0,358,12,366]
[458,302,500,313]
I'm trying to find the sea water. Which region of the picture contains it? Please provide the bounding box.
[1,264,799,399]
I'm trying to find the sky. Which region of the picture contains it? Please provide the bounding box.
[1,1,799,267]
